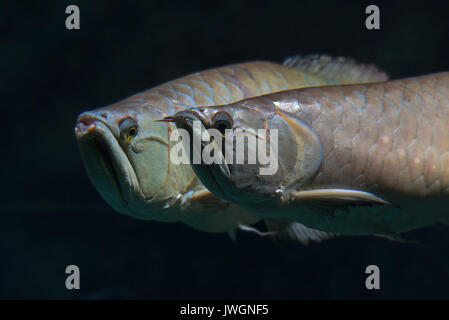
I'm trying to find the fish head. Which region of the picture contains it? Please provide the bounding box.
[170,100,323,208]
[75,98,194,221]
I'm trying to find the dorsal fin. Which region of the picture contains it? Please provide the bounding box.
[283,54,389,84]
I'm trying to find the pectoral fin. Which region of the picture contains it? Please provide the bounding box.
[288,188,390,205]
[186,188,230,210]
[280,188,391,220]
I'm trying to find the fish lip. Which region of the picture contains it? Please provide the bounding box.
[171,110,212,152]
[76,111,181,220]
[171,109,212,130]
[171,110,213,150]
[75,118,141,213]
[171,109,233,201]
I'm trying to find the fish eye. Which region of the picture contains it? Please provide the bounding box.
[128,127,137,137]
[119,118,138,142]
[212,112,233,134]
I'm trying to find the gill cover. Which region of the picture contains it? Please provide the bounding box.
[123,112,171,202]
[272,110,323,191]
[210,108,323,207]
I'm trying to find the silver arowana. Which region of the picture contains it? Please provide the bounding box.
[170,72,449,236]
[75,55,388,242]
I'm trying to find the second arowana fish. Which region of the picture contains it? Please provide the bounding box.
[170,72,449,236]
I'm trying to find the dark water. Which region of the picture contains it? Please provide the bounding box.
[2,1,449,299]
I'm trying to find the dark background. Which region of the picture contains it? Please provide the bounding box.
[2,0,449,299]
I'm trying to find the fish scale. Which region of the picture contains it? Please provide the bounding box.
[171,72,449,235]
[296,73,449,197]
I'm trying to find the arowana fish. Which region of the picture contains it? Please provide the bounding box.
[169,72,449,236]
[75,55,388,242]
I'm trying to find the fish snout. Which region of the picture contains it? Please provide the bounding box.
[75,115,96,137]
[170,109,212,131]
[75,111,119,138]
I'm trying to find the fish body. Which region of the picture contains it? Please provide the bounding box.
[75,55,388,238]
[171,72,449,235]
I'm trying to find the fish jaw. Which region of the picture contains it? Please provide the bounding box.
[170,108,280,208]
[170,110,232,202]
[75,108,198,222]
[75,113,142,215]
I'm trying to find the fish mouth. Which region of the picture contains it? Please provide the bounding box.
[168,110,217,151]
[75,116,141,214]
[169,110,271,206]
[168,110,232,201]
[164,109,212,129]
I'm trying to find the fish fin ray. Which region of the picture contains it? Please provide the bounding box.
[265,219,336,245]
[228,229,237,243]
[288,188,390,205]
[283,54,389,84]
[237,224,277,237]
[374,234,420,245]
[279,188,391,219]
[181,189,230,211]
